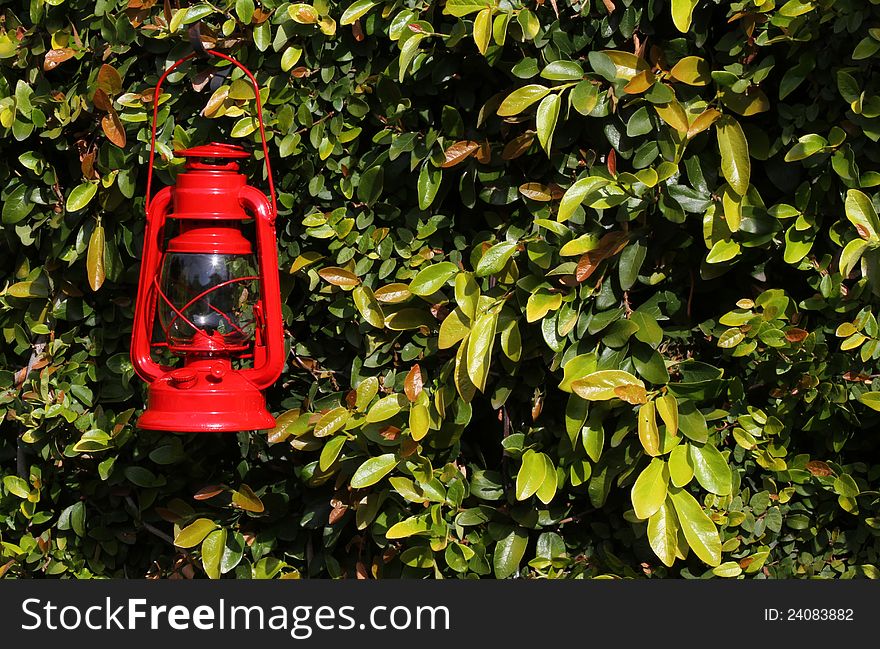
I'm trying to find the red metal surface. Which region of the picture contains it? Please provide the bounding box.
[131,51,284,433]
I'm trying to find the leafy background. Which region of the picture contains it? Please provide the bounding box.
[2,0,880,579]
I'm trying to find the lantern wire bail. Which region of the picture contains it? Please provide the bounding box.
[144,43,277,222]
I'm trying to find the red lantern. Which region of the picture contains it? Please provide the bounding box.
[130,51,284,432]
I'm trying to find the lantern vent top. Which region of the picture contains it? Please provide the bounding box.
[175,142,251,160]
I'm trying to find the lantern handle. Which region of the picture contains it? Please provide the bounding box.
[145,50,277,220]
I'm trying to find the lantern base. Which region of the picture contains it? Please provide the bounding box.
[137,361,275,433]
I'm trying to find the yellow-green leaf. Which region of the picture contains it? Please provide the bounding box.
[497,84,550,117]
[174,518,219,548]
[631,458,669,519]
[716,116,750,196]
[350,453,398,488]
[314,407,350,437]
[671,0,698,33]
[669,486,722,566]
[353,285,385,328]
[648,499,679,567]
[473,8,492,55]
[201,528,226,579]
[515,449,547,500]
[66,182,98,212]
[572,370,646,402]
[638,401,661,456]
[232,484,265,512]
[87,223,106,292]
[466,309,499,392]
[656,394,678,435]
[669,56,710,85]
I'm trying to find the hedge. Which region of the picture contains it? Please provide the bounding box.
[2,0,880,580]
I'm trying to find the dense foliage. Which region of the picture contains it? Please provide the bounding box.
[2,0,880,580]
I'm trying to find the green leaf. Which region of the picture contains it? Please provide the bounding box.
[231,484,264,513]
[455,272,480,321]
[319,435,347,471]
[668,487,722,567]
[712,561,743,578]
[386,515,431,539]
[66,182,98,212]
[669,56,710,86]
[365,394,407,423]
[648,499,679,567]
[201,528,227,579]
[689,443,733,496]
[706,239,741,264]
[784,134,827,162]
[355,377,380,411]
[834,474,859,497]
[515,449,547,500]
[473,8,492,55]
[466,309,499,392]
[476,241,518,277]
[409,403,430,441]
[541,60,584,82]
[526,291,562,323]
[557,177,607,222]
[638,401,661,456]
[314,407,350,437]
[417,162,442,210]
[668,445,694,488]
[340,0,378,25]
[716,117,750,196]
[497,84,550,117]
[845,189,880,240]
[443,0,494,17]
[409,262,459,296]
[839,239,869,279]
[235,0,255,23]
[571,370,646,402]
[671,0,697,32]
[3,476,30,499]
[631,458,669,519]
[398,34,424,82]
[570,80,599,116]
[353,285,385,328]
[357,166,384,206]
[86,223,106,292]
[280,46,303,72]
[858,391,880,411]
[350,453,398,488]
[656,394,678,435]
[175,518,219,548]
[493,527,528,578]
[2,184,33,224]
[535,454,558,505]
[536,93,560,154]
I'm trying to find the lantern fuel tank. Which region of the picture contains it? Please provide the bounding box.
[130,53,284,432]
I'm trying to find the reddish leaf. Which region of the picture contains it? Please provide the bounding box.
[575,231,629,282]
[44,48,75,72]
[440,140,480,168]
[92,88,113,112]
[193,485,226,500]
[96,64,122,96]
[502,132,535,160]
[805,461,832,477]
[785,328,808,343]
[101,109,126,148]
[474,141,492,164]
[607,148,617,176]
[404,364,423,402]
